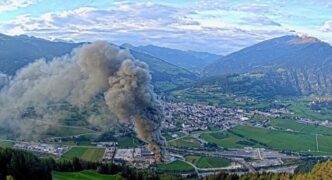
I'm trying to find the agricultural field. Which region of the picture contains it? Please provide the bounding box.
[269,118,332,136]
[44,125,96,137]
[175,131,186,137]
[185,156,231,168]
[156,160,194,173]
[169,137,202,149]
[288,102,332,121]
[170,88,228,106]
[170,84,284,110]
[116,136,142,148]
[0,140,14,148]
[162,133,174,141]
[231,126,317,152]
[61,147,105,162]
[202,126,332,154]
[200,131,262,149]
[233,126,332,154]
[170,87,258,108]
[52,170,120,180]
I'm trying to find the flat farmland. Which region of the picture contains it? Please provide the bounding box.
[200,131,263,148]
[270,118,332,136]
[185,155,231,168]
[231,126,317,152]
[169,137,202,149]
[0,140,14,148]
[201,125,332,154]
[156,160,194,173]
[44,125,95,137]
[289,103,332,121]
[61,147,105,162]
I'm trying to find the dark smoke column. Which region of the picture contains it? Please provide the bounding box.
[79,42,167,161]
[0,41,166,157]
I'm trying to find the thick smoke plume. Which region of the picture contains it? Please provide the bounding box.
[0,41,165,160]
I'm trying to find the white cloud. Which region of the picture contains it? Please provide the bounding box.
[0,0,37,12]
[0,2,290,54]
[315,0,332,7]
[235,3,274,14]
[193,0,230,11]
[321,20,332,32]
[242,16,281,26]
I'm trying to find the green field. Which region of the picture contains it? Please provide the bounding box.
[175,131,186,137]
[116,136,142,148]
[163,133,174,141]
[170,85,279,110]
[171,88,241,107]
[289,103,332,121]
[232,126,332,154]
[0,140,14,148]
[270,118,332,136]
[200,131,262,148]
[201,126,332,154]
[61,147,105,162]
[169,137,202,149]
[52,170,119,180]
[44,125,95,137]
[163,131,187,141]
[157,160,194,173]
[185,156,231,168]
[231,126,316,152]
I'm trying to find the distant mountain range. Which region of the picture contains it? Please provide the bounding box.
[122,44,223,72]
[125,48,197,92]
[203,35,332,96]
[1,33,332,97]
[0,33,79,75]
[0,33,197,92]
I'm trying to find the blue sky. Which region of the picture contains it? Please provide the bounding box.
[0,0,332,54]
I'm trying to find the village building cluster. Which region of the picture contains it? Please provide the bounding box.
[163,102,249,132]
[113,147,156,168]
[13,142,69,157]
[297,118,332,128]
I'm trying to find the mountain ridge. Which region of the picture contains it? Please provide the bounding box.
[0,33,197,92]
[123,44,223,71]
[204,35,332,75]
[202,35,332,95]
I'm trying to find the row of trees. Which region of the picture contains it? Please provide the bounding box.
[0,148,52,180]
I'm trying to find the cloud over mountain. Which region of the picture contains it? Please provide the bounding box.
[321,20,332,32]
[0,1,290,54]
[1,1,332,54]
